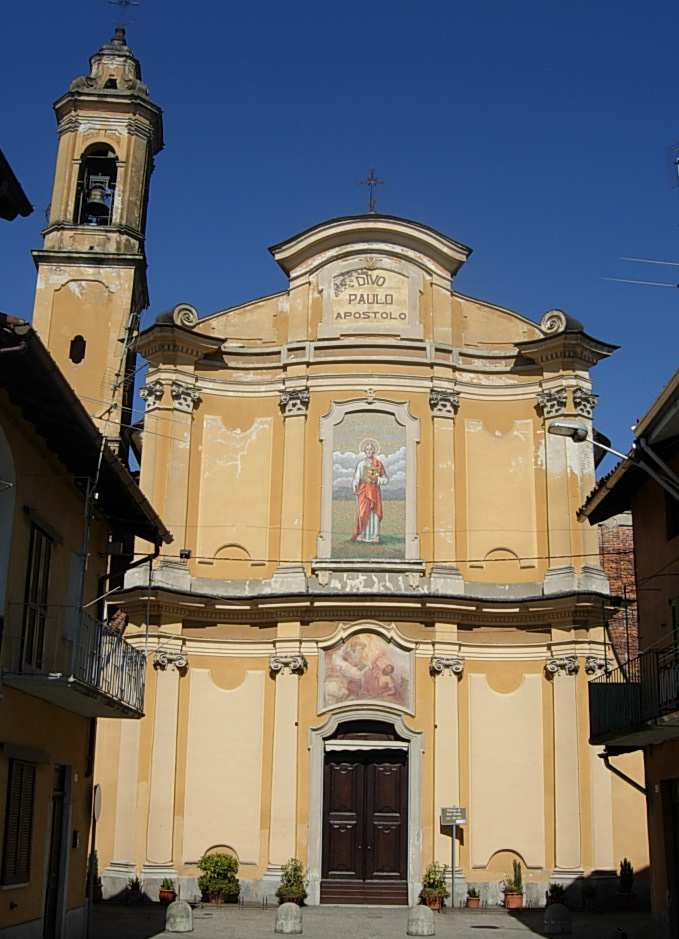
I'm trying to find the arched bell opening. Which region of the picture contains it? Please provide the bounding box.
[73,143,118,226]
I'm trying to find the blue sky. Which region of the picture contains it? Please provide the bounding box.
[2,0,678,469]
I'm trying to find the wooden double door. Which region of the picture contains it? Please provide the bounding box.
[322,749,407,897]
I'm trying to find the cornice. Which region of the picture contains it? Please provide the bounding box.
[112,582,614,629]
[126,630,612,665]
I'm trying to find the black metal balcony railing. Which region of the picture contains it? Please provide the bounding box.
[589,643,679,744]
[2,604,146,717]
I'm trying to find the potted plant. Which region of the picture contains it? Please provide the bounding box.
[419,862,449,911]
[276,858,307,906]
[502,860,524,910]
[545,882,566,907]
[617,857,635,910]
[466,885,480,909]
[124,876,144,905]
[198,852,240,904]
[159,878,177,904]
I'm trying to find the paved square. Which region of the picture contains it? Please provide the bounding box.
[92,903,655,939]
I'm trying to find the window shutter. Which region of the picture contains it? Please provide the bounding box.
[2,760,36,885]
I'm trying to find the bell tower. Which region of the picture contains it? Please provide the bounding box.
[32,27,163,448]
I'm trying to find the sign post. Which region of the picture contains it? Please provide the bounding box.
[440,806,466,910]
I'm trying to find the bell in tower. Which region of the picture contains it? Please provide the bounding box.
[31,27,163,453]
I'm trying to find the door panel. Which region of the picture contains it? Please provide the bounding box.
[323,760,364,879]
[323,751,407,884]
[365,759,407,880]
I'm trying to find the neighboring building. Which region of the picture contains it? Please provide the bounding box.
[29,29,650,911]
[0,314,171,939]
[597,513,639,664]
[581,370,679,939]
[0,148,32,221]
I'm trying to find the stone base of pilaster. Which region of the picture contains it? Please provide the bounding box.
[579,564,610,594]
[444,868,466,908]
[258,864,285,903]
[271,565,307,593]
[140,863,180,902]
[543,566,578,595]
[100,861,138,900]
[430,565,465,595]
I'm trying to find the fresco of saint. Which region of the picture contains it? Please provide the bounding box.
[330,410,406,559]
[352,439,388,544]
[321,633,412,710]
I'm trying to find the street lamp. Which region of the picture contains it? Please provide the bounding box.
[547,420,679,503]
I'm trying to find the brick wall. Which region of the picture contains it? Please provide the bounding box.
[598,512,638,664]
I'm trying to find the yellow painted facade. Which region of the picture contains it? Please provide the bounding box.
[27,29,651,914]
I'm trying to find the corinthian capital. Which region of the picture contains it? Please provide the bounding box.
[584,655,613,676]
[279,388,310,417]
[545,655,579,677]
[573,387,598,418]
[429,389,460,419]
[139,379,164,411]
[270,653,307,676]
[153,650,188,671]
[170,380,201,413]
[536,387,568,419]
[430,655,464,676]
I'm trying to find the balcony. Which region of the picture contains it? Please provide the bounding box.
[1,603,146,718]
[589,643,679,747]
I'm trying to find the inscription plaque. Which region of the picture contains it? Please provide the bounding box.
[331,267,409,327]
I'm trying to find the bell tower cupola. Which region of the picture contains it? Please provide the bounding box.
[32,27,163,448]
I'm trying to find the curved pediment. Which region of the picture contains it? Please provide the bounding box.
[269,213,471,279]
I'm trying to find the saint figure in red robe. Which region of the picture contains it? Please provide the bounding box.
[351,440,388,543]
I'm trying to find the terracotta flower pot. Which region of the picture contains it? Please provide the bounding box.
[425,895,443,911]
[159,889,176,905]
[504,891,523,910]
[466,896,480,909]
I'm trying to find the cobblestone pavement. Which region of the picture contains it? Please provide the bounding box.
[92,902,654,939]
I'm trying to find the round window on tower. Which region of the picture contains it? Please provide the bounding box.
[69,335,86,364]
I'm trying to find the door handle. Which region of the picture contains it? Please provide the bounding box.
[357,844,362,849]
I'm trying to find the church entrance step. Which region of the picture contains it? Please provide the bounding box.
[320,879,408,905]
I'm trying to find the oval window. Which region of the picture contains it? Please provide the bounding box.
[69,335,86,364]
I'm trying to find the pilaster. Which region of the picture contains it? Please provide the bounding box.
[272,388,309,592]
[545,653,583,880]
[430,631,464,880]
[429,388,464,594]
[101,719,142,898]
[538,383,604,590]
[141,646,187,899]
[264,634,307,897]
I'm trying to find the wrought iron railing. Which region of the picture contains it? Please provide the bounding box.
[2,603,146,714]
[589,642,679,741]
[75,613,146,713]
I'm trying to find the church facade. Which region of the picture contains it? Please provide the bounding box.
[31,30,649,910]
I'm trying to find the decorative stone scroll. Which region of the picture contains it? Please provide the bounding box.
[153,650,188,671]
[429,389,460,419]
[270,654,307,676]
[536,388,568,419]
[545,655,579,677]
[573,387,598,419]
[540,309,568,335]
[170,380,201,413]
[584,655,613,676]
[139,379,164,411]
[279,388,310,417]
[429,655,464,676]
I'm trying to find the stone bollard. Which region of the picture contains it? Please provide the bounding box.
[274,902,303,935]
[543,903,572,936]
[407,905,435,937]
[166,899,193,933]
